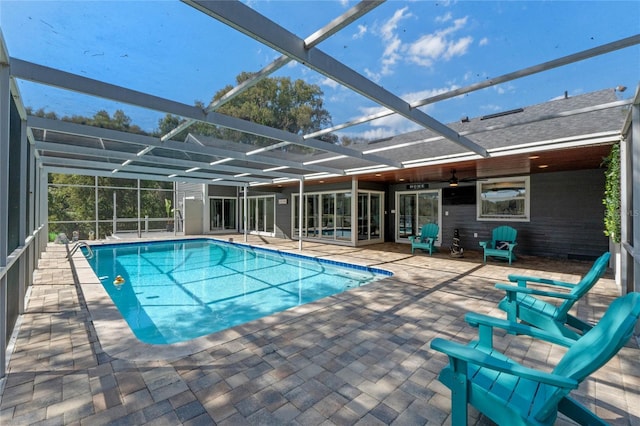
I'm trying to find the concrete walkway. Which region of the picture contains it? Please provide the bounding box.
[1,236,638,425]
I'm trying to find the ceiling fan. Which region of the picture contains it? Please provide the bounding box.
[443,169,478,187]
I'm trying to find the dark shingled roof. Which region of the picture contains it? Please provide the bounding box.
[310,89,625,170]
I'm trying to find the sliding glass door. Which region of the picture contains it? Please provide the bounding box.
[396,190,440,242]
[357,192,382,241]
[209,197,236,231]
[241,195,275,235]
[293,190,382,244]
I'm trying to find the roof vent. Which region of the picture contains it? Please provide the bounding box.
[480,108,524,121]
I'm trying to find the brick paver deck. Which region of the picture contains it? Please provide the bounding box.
[1,235,638,425]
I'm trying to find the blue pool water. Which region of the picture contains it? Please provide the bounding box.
[84,239,392,344]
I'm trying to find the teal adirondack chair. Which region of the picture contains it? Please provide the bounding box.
[496,252,610,339]
[431,292,640,426]
[479,225,517,264]
[409,223,439,255]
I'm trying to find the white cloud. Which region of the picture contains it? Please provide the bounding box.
[406,15,472,67]
[366,7,475,77]
[493,83,515,95]
[380,7,412,41]
[340,84,461,139]
[364,68,382,83]
[443,36,473,59]
[479,37,489,46]
[435,12,453,23]
[401,86,461,104]
[352,24,367,40]
[377,7,413,76]
[319,76,340,89]
[482,104,503,112]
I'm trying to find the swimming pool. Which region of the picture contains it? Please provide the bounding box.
[84,238,392,345]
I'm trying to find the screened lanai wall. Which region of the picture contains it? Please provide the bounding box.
[0,76,49,377]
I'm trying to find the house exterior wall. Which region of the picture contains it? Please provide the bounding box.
[205,169,607,259]
[439,169,607,260]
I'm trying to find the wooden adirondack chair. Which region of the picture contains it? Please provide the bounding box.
[431,292,640,426]
[495,252,610,339]
[479,225,517,264]
[409,223,439,255]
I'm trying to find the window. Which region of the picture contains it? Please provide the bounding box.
[477,177,530,222]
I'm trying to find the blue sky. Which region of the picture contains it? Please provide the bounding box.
[1,0,639,140]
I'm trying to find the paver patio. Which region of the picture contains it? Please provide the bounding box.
[1,235,638,425]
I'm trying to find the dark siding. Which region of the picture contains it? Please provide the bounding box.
[275,195,291,239]
[525,169,607,259]
[439,169,607,260]
[207,185,237,197]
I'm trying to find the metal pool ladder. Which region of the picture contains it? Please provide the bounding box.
[68,242,94,260]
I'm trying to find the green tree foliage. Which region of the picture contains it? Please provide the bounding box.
[40,109,173,238]
[157,72,338,150]
[602,143,621,243]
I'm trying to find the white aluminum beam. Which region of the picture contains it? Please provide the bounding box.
[0,59,9,379]
[309,35,640,138]
[44,166,248,187]
[13,59,402,168]
[39,156,274,183]
[184,0,488,158]
[33,140,304,180]
[186,134,345,175]
[163,0,384,141]
[28,115,345,175]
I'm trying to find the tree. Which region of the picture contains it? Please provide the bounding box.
[43,109,173,238]
[157,72,338,150]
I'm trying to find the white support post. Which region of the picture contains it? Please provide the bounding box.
[94,176,98,239]
[621,135,630,295]
[137,179,141,238]
[243,185,248,243]
[298,179,304,251]
[18,114,27,314]
[112,191,117,236]
[40,163,48,252]
[27,120,36,287]
[172,182,177,235]
[632,101,640,294]
[351,176,357,246]
[0,60,10,378]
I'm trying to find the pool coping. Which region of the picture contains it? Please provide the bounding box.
[71,238,393,362]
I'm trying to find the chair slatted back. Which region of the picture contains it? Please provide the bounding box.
[557,252,611,316]
[535,292,640,421]
[492,226,517,246]
[420,223,439,242]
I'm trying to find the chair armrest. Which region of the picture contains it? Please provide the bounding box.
[430,338,578,389]
[507,242,517,250]
[479,241,489,248]
[495,283,577,300]
[464,312,576,347]
[408,236,416,242]
[507,274,576,289]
